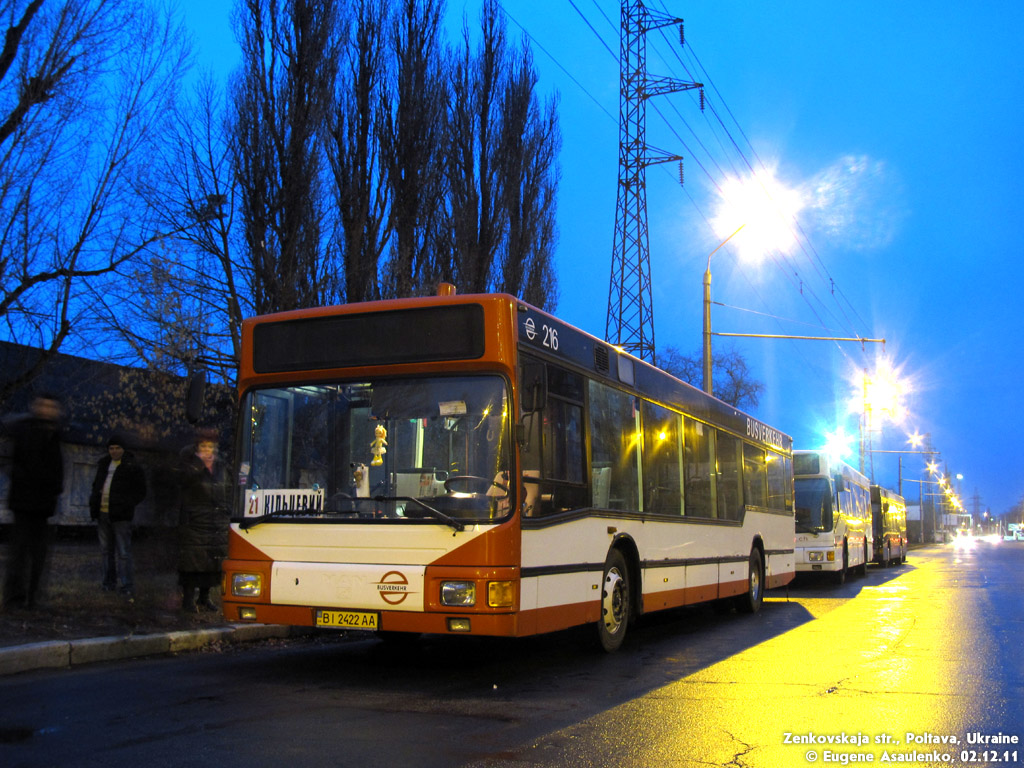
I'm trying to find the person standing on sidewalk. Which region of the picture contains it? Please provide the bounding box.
[89,433,147,600]
[177,428,230,613]
[2,394,64,610]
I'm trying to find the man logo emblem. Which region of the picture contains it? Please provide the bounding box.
[376,571,410,605]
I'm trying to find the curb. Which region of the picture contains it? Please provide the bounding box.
[0,623,296,677]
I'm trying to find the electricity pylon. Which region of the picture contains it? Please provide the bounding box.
[605,1,702,364]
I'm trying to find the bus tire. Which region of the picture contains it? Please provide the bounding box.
[883,543,891,568]
[857,540,869,576]
[735,547,764,614]
[834,544,848,585]
[597,549,630,653]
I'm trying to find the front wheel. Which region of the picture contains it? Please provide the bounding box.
[834,543,848,585]
[857,540,869,576]
[596,549,630,653]
[735,547,764,614]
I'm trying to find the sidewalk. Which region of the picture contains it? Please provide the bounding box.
[0,621,298,676]
[0,530,303,676]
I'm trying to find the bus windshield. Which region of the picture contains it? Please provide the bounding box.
[794,476,833,532]
[237,375,512,525]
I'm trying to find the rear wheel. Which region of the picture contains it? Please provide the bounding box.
[596,549,630,653]
[735,547,764,614]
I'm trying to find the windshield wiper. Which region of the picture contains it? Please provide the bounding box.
[375,495,465,532]
[795,520,821,534]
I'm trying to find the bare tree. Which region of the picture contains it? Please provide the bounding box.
[230,0,341,315]
[446,0,504,294]
[660,345,765,410]
[328,0,390,305]
[0,0,190,402]
[494,37,559,309]
[378,0,448,299]
[445,0,560,308]
[92,76,244,385]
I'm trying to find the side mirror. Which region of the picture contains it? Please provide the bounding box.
[519,361,546,414]
[186,369,207,425]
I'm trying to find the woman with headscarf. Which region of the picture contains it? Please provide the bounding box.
[177,428,230,612]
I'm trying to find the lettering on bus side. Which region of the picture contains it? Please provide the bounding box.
[745,417,785,449]
[518,308,595,372]
[521,313,562,353]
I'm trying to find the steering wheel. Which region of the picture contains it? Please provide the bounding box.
[443,475,509,497]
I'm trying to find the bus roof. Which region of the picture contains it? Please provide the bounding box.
[241,290,792,453]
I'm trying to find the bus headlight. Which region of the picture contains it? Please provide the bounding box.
[231,573,263,597]
[488,581,514,608]
[807,551,824,562]
[441,581,476,607]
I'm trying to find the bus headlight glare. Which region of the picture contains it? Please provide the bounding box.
[488,581,514,608]
[441,581,476,606]
[231,573,263,597]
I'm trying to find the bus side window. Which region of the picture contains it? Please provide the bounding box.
[716,430,743,521]
[766,450,788,511]
[742,443,768,509]
[518,357,587,516]
[588,380,639,512]
[641,400,683,516]
[683,417,716,518]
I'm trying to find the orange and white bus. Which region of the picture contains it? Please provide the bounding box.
[222,286,795,651]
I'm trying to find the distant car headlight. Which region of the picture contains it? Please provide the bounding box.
[440,581,476,607]
[231,573,263,597]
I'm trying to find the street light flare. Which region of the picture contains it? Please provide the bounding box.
[823,426,855,464]
[710,166,804,263]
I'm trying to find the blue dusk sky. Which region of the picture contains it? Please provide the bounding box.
[181,1,1024,518]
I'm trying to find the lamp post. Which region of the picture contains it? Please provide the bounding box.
[702,224,745,395]
[857,362,906,476]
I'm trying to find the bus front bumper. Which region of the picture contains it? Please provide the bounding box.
[795,547,842,572]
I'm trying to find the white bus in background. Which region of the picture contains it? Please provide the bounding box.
[793,450,872,584]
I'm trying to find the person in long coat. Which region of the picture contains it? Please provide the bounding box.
[177,429,230,612]
[3,394,64,610]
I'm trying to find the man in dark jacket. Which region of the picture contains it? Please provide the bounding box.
[3,394,64,610]
[89,434,147,599]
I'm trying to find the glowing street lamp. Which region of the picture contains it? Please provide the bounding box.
[856,359,909,475]
[702,168,803,395]
[823,426,856,464]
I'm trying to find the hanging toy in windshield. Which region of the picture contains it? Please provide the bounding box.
[370,424,388,467]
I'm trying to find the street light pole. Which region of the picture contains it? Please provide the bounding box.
[702,224,745,395]
[702,265,713,394]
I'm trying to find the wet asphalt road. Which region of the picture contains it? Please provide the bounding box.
[2,541,1022,768]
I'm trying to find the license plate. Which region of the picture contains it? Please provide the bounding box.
[315,609,379,630]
